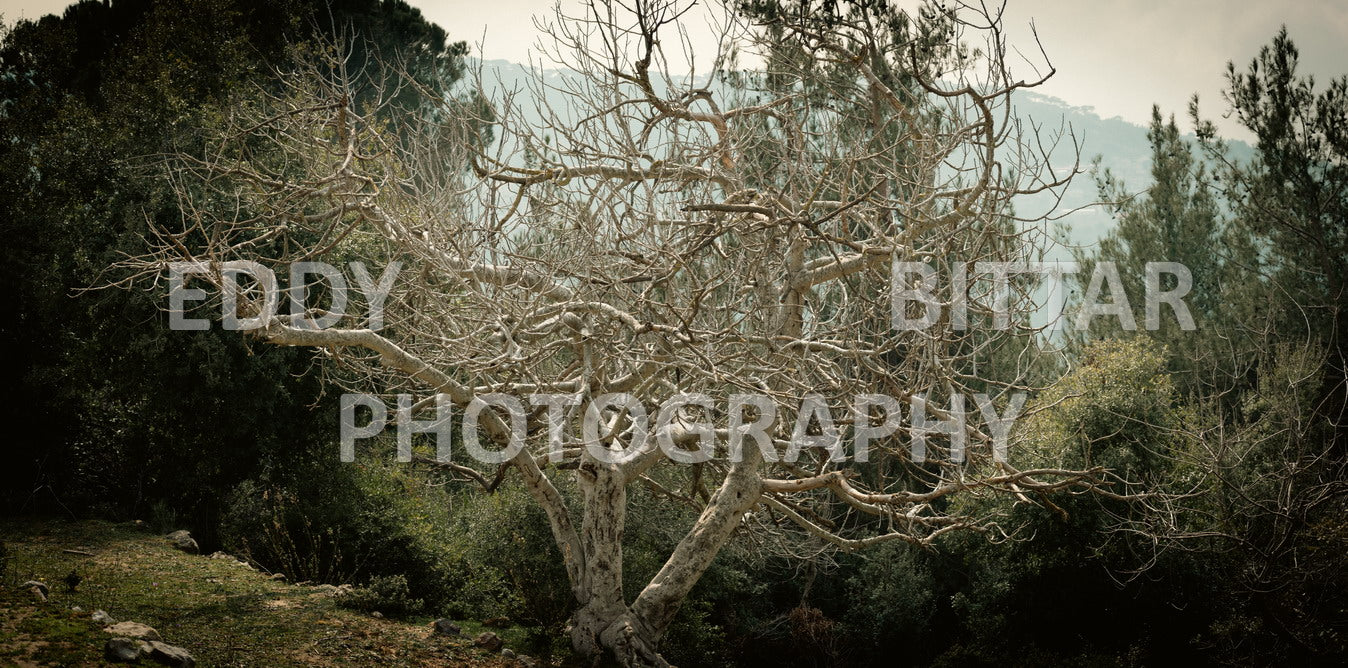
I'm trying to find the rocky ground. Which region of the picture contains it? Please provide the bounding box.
[0,519,543,666]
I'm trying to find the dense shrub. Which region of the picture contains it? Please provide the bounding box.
[219,446,463,609]
[339,574,425,617]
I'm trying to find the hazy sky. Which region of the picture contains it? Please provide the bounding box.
[6,0,1346,140]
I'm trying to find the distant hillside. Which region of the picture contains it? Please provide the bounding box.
[467,59,1254,257]
[1011,91,1254,256]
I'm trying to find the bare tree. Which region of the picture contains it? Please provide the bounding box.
[117,1,1150,664]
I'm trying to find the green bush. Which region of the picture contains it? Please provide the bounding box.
[933,338,1209,665]
[218,439,580,630]
[339,574,425,617]
[219,443,464,611]
[840,542,939,660]
[440,482,573,624]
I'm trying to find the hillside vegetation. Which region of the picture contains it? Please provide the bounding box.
[1,519,536,666]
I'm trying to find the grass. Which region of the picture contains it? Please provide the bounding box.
[0,518,532,666]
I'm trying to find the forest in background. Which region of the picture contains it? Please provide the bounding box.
[1,1,1344,666]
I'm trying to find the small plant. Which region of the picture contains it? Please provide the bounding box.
[220,481,361,585]
[339,574,425,617]
[147,500,179,535]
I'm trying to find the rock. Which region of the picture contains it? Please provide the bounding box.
[104,621,162,641]
[71,605,85,613]
[164,530,198,554]
[483,615,511,628]
[518,655,539,668]
[105,636,151,662]
[146,640,196,667]
[206,551,251,568]
[92,609,116,624]
[268,572,286,581]
[370,611,384,619]
[28,584,47,602]
[431,618,461,636]
[502,648,517,659]
[20,580,48,597]
[473,631,503,652]
[313,583,353,597]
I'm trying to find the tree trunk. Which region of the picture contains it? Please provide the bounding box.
[565,445,765,667]
[569,603,669,668]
